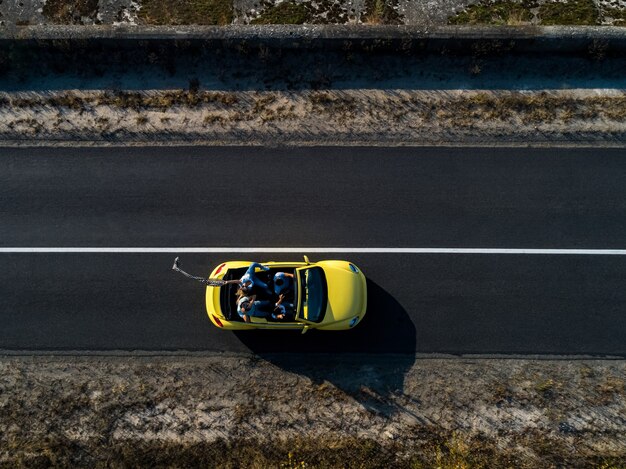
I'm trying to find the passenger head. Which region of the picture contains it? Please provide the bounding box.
[274,272,288,295]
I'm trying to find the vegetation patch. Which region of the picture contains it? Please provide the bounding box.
[98,91,239,110]
[5,431,552,469]
[251,1,311,24]
[42,0,99,24]
[139,0,234,25]
[449,0,602,25]
[4,400,625,468]
[418,92,626,124]
[362,0,402,24]
[448,0,536,25]
[538,0,599,25]
[309,91,357,118]
[602,6,626,25]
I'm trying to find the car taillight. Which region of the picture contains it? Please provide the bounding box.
[212,315,224,327]
[215,263,226,275]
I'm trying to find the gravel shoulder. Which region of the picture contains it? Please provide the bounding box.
[2,353,625,467]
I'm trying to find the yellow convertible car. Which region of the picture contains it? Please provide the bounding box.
[206,256,367,332]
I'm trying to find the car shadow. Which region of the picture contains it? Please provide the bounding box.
[234,278,417,416]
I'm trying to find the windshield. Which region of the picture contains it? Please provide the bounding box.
[298,267,327,323]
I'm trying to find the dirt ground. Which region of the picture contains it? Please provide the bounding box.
[1,353,625,467]
[0,0,624,26]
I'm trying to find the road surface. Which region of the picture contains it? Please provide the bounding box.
[1,146,625,355]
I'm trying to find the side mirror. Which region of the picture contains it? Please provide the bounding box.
[301,325,310,334]
[303,255,310,264]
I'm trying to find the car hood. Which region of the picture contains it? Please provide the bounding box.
[323,265,366,322]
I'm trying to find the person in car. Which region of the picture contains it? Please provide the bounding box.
[273,272,294,296]
[271,293,295,321]
[225,262,272,295]
[237,293,271,322]
[240,262,272,294]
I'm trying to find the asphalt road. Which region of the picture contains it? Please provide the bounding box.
[1,146,626,355]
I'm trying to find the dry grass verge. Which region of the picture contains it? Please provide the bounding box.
[1,89,626,145]
[429,92,626,123]
[1,355,625,468]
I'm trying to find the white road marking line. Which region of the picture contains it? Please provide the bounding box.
[1,247,626,255]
